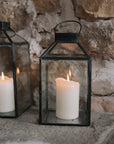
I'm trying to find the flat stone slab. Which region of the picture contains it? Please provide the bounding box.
[0,107,114,144]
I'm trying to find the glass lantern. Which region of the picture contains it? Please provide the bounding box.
[39,20,92,126]
[0,21,32,118]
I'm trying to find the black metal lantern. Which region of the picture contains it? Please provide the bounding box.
[39,20,91,126]
[0,21,32,118]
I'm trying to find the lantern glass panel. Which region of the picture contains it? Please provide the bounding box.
[11,34,26,44]
[0,31,10,43]
[0,46,15,117]
[15,44,31,115]
[49,43,85,55]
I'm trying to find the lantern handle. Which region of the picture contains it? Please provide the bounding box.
[54,20,82,36]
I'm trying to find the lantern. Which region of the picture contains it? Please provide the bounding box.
[39,20,92,126]
[0,21,32,118]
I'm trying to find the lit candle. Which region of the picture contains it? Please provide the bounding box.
[0,72,15,113]
[56,70,80,120]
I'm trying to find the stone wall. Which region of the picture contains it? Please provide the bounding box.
[0,0,114,112]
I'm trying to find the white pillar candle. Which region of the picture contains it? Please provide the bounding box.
[56,75,80,120]
[0,72,15,113]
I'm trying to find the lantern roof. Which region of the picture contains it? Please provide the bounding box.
[0,21,28,46]
[40,20,91,60]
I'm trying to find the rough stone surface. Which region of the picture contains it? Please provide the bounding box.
[33,0,60,13]
[0,0,113,108]
[80,19,114,60]
[0,1,32,31]
[0,107,114,144]
[72,0,114,20]
[92,59,114,95]
[91,96,114,112]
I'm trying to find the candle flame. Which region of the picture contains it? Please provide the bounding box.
[67,69,72,81]
[67,74,69,81]
[2,72,4,80]
[69,69,71,78]
[17,67,20,75]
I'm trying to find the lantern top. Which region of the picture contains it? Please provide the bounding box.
[0,21,28,45]
[0,21,10,30]
[40,20,91,60]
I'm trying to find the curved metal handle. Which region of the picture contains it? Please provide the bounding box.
[54,20,82,36]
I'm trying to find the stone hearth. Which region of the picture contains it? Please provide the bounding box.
[0,107,114,144]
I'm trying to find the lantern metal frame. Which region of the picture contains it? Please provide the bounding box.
[0,21,32,118]
[39,20,92,126]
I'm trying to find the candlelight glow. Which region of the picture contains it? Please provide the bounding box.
[17,67,20,75]
[2,72,4,80]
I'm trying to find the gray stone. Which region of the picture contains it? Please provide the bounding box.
[0,107,114,144]
[91,96,114,112]
[79,19,114,60]
[92,59,114,95]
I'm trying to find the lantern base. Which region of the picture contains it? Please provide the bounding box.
[0,110,15,118]
[40,110,90,126]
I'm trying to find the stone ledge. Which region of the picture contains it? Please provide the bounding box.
[91,96,114,112]
[0,107,114,144]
